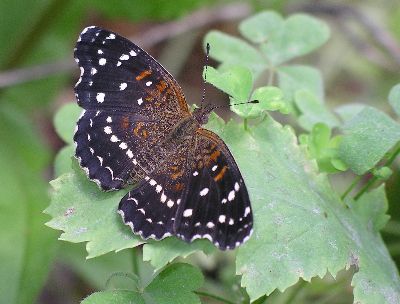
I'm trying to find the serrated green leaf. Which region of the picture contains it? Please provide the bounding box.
[54,102,82,144]
[295,90,339,130]
[230,117,400,303]
[388,83,400,116]
[204,31,266,77]
[81,290,143,304]
[45,167,143,258]
[143,238,215,271]
[338,107,400,174]
[145,263,203,304]
[348,186,390,233]
[277,65,324,103]
[205,65,253,102]
[260,14,330,65]
[239,11,284,43]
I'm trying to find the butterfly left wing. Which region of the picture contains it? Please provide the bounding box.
[173,129,253,250]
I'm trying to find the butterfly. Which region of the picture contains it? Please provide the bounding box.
[73,26,253,250]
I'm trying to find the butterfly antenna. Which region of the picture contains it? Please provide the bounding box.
[200,42,210,111]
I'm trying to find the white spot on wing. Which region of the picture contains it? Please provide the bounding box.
[99,58,106,65]
[119,82,127,90]
[97,156,103,165]
[212,165,218,171]
[183,209,192,217]
[244,207,251,217]
[149,179,157,186]
[193,171,199,176]
[137,98,143,105]
[167,200,174,208]
[235,182,240,191]
[106,33,115,39]
[104,126,112,134]
[219,215,226,223]
[110,135,119,142]
[96,92,105,103]
[146,81,152,86]
[117,61,121,66]
[199,188,209,196]
[91,67,97,75]
[206,222,214,228]
[106,116,112,123]
[156,185,162,193]
[97,49,103,54]
[119,142,127,149]
[160,192,167,203]
[228,190,235,201]
[120,54,129,60]
[126,149,133,158]
[130,50,137,56]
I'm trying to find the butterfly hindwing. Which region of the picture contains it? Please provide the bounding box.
[174,129,253,250]
[118,138,193,239]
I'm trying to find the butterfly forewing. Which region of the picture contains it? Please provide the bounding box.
[74,26,191,190]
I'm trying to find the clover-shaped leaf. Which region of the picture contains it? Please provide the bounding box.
[338,106,400,175]
[82,263,203,304]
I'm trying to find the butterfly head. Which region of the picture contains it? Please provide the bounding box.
[193,103,215,126]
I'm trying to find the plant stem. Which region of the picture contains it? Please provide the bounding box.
[340,175,362,201]
[353,142,400,200]
[244,118,248,131]
[131,247,139,275]
[194,291,236,304]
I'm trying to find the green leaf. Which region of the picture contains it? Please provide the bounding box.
[54,146,74,176]
[295,90,340,130]
[260,14,330,65]
[205,65,253,102]
[302,123,346,173]
[231,86,287,118]
[239,11,284,43]
[145,263,204,304]
[54,102,82,144]
[388,83,400,116]
[81,290,143,304]
[348,186,390,233]
[338,107,400,174]
[204,31,266,77]
[143,238,215,271]
[229,116,400,303]
[82,263,203,304]
[45,167,143,258]
[335,103,366,123]
[277,65,324,103]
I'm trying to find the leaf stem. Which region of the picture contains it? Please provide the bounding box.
[131,247,139,275]
[340,175,361,201]
[244,118,248,131]
[353,142,400,200]
[194,290,236,304]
